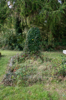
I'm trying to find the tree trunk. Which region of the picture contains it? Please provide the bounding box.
[0,52,1,57]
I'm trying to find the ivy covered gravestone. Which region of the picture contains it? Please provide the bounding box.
[24,27,41,54]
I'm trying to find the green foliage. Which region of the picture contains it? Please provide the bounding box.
[51,58,62,67]
[0,0,9,30]
[51,57,66,77]
[19,0,42,17]
[0,29,24,50]
[24,27,41,54]
[0,0,66,51]
[37,0,66,50]
[58,64,66,77]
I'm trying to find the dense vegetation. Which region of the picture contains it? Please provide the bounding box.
[0,0,66,51]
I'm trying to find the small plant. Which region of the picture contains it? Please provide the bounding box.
[62,58,66,64]
[15,66,28,86]
[19,55,25,63]
[58,64,66,77]
[51,57,66,78]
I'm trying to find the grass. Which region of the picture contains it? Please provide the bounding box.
[0,50,22,81]
[0,50,66,100]
[0,84,59,100]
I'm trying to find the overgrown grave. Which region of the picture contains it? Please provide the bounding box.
[2,27,52,86]
[2,27,66,86]
[2,52,66,86]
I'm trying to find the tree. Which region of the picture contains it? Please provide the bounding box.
[0,0,66,50]
[0,0,9,30]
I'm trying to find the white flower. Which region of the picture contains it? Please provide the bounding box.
[9,5,12,8]
[7,1,10,6]
[58,0,62,4]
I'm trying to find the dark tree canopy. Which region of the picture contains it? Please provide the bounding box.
[0,0,66,50]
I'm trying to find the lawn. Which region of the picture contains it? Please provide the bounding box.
[0,50,66,100]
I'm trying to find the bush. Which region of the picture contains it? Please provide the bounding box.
[0,29,25,50]
[24,27,41,54]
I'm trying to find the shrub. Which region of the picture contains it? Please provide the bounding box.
[24,27,41,54]
[0,29,24,50]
